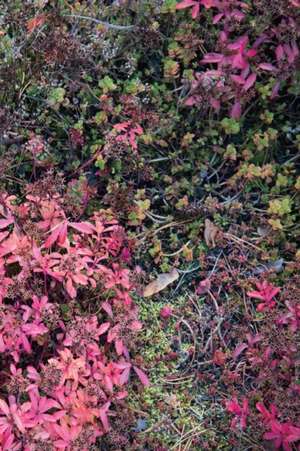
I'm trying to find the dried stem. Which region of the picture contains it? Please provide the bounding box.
[64,14,135,31]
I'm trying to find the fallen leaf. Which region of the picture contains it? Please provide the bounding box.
[143,268,179,297]
[204,219,219,248]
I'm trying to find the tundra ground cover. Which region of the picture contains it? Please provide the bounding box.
[0,0,299,449]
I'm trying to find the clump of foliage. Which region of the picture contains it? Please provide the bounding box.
[0,185,148,450]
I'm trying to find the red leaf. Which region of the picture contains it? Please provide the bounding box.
[176,0,198,10]
[99,402,111,432]
[58,222,68,246]
[133,366,150,386]
[102,301,113,318]
[0,218,14,230]
[44,226,61,249]
[213,13,224,24]
[0,238,17,257]
[113,122,130,131]
[27,15,46,33]
[242,73,257,91]
[230,101,242,120]
[259,63,278,72]
[98,322,111,335]
[65,277,76,298]
[275,45,284,61]
[231,74,246,85]
[201,53,223,64]
[115,338,123,355]
[69,222,95,234]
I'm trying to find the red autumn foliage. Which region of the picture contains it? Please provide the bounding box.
[176,0,299,117]
[0,188,148,450]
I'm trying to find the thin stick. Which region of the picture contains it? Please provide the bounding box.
[64,14,135,31]
[147,156,171,163]
[208,290,219,312]
[172,426,205,450]
[161,375,194,384]
[224,233,263,252]
[162,241,191,257]
[136,219,191,240]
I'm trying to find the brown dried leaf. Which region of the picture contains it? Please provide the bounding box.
[204,219,219,248]
[143,268,179,297]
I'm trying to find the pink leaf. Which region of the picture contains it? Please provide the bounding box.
[259,63,277,72]
[185,95,199,106]
[22,324,48,336]
[196,278,211,295]
[133,366,150,386]
[107,325,119,343]
[246,49,257,58]
[113,122,130,131]
[210,97,220,111]
[200,53,223,64]
[176,0,198,10]
[44,226,61,249]
[99,402,111,432]
[58,222,68,246]
[0,241,17,257]
[98,322,111,335]
[115,338,123,355]
[69,222,95,234]
[231,75,246,85]
[230,101,242,120]
[72,274,88,285]
[0,400,10,416]
[271,81,280,99]
[212,13,224,24]
[242,73,256,91]
[275,45,284,61]
[102,301,113,318]
[66,277,76,298]
[0,219,14,230]
[176,0,200,19]
[119,367,131,385]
